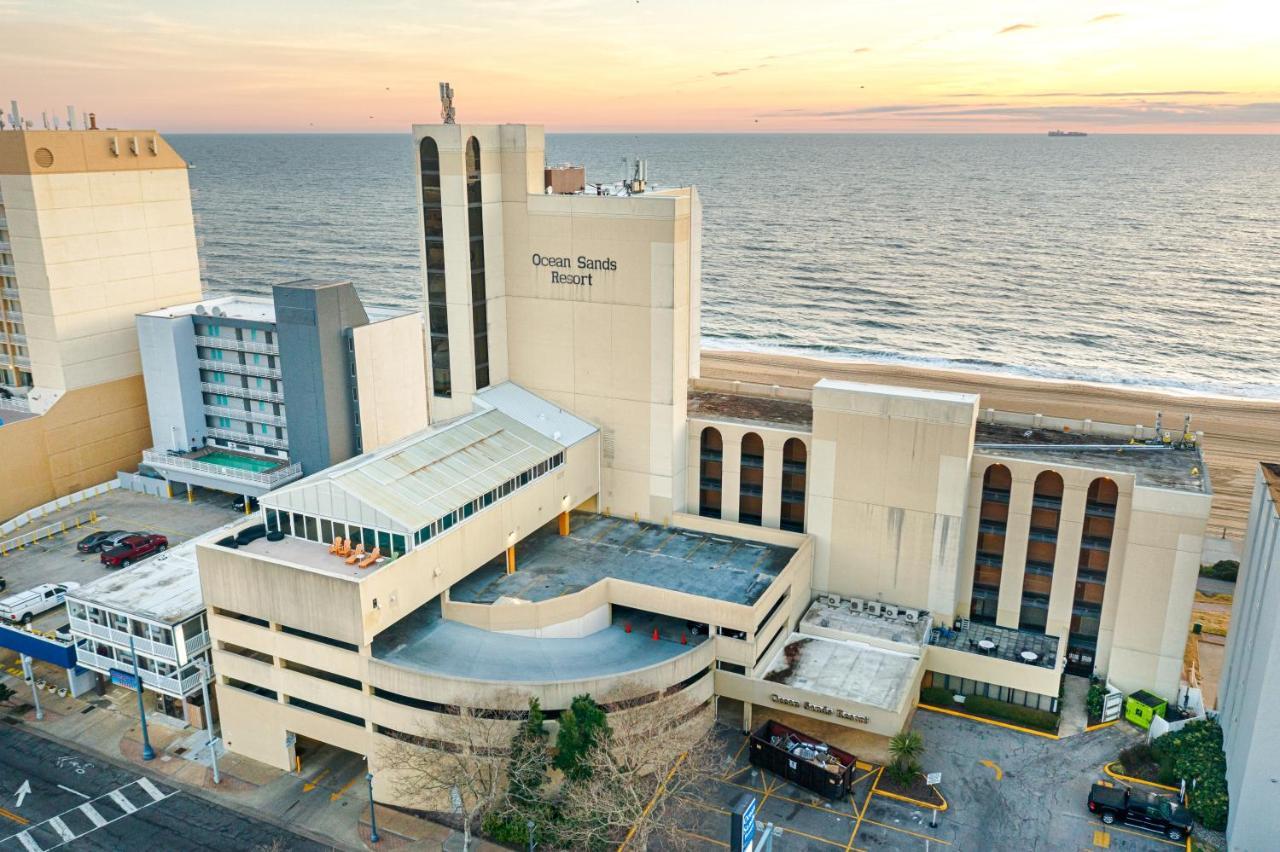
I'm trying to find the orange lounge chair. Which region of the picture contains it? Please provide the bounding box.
[358,547,381,569]
[336,539,352,557]
[329,536,345,554]
[345,542,366,565]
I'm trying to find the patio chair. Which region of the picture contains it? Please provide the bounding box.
[329,536,345,555]
[358,547,381,569]
[345,542,366,565]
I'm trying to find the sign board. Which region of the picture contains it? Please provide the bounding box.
[730,793,757,852]
[109,668,139,691]
[450,785,463,814]
[926,772,942,786]
[0,622,78,669]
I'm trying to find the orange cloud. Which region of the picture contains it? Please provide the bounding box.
[998,23,1036,34]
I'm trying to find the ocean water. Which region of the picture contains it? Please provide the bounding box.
[170,133,1280,400]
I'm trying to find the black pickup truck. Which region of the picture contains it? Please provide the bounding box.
[1087,782,1193,841]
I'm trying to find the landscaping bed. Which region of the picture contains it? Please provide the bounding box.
[920,686,1060,734]
[1114,719,1229,831]
[875,771,945,808]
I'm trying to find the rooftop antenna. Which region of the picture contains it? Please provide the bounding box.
[439,82,456,124]
[67,105,77,130]
[9,100,20,129]
[41,111,49,129]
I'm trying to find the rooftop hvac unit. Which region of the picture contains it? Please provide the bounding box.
[849,598,865,613]
[866,602,882,617]
[904,610,919,624]
[883,605,899,620]
[825,594,842,608]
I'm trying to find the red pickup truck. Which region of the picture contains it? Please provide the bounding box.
[100,534,168,568]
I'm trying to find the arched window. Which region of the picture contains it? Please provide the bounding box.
[1019,470,1064,633]
[1067,477,1118,676]
[420,137,450,397]
[466,137,489,390]
[780,438,806,532]
[971,463,1011,623]
[698,428,723,519]
[739,433,764,525]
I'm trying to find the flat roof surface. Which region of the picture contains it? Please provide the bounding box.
[373,601,706,682]
[65,527,234,623]
[975,422,1132,446]
[928,621,1059,670]
[141,293,410,324]
[762,633,917,711]
[450,513,796,607]
[976,443,1208,493]
[687,391,813,430]
[235,533,386,580]
[800,599,930,647]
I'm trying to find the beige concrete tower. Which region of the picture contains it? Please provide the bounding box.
[0,127,202,517]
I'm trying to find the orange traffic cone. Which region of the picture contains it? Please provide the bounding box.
[624,622,631,634]
[652,627,660,641]
[681,633,688,645]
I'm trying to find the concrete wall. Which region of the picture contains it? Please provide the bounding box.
[351,313,428,452]
[136,312,204,452]
[0,375,151,520]
[1219,466,1280,852]
[807,380,977,617]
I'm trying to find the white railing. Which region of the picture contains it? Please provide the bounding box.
[0,240,10,253]
[203,405,287,428]
[73,648,200,697]
[207,427,288,450]
[198,358,281,379]
[13,355,28,367]
[0,265,13,276]
[184,629,211,659]
[0,215,8,228]
[0,396,31,414]
[194,335,278,355]
[0,480,116,535]
[2,309,20,321]
[68,616,178,663]
[1,286,18,299]
[2,332,25,344]
[200,382,283,404]
[142,449,302,486]
[0,510,96,555]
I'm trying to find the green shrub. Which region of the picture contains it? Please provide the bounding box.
[1086,681,1106,721]
[1150,719,1229,831]
[919,686,1059,732]
[920,686,953,706]
[554,694,609,780]
[1199,560,1239,582]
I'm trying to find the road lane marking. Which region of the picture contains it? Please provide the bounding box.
[329,772,363,802]
[107,789,136,813]
[14,831,41,852]
[56,786,88,800]
[136,778,166,802]
[78,804,107,828]
[14,781,30,808]
[301,767,331,792]
[47,817,75,842]
[0,806,29,825]
[1093,829,1111,847]
[979,759,1004,780]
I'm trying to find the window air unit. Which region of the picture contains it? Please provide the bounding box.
[849,598,865,613]
[825,594,842,607]
[904,610,919,624]
[866,602,882,617]
[883,605,899,620]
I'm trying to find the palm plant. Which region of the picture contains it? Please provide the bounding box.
[887,731,924,785]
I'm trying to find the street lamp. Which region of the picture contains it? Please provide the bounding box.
[366,772,379,843]
[195,657,219,784]
[527,819,536,852]
[127,634,155,761]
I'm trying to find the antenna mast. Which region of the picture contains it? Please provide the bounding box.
[439,82,456,124]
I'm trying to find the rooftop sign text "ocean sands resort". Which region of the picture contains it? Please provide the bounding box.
[770,693,870,724]
[532,253,616,286]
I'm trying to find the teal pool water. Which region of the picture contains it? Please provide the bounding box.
[201,451,281,474]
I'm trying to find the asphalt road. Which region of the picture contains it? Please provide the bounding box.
[0,727,329,852]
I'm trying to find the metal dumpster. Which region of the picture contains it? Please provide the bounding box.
[748,719,856,799]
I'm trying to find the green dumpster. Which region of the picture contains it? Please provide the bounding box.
[1124,690,1167,730]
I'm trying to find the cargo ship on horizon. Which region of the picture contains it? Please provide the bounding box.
[1048,129,1088,137]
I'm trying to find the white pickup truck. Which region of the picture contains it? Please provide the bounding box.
[0,582,80,625]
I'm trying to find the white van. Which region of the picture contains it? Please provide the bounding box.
[0,582,80,625]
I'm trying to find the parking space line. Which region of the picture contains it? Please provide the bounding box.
[136,777,166,802]
[677,795,728,816]
[723,737,749,774]
[1101,823,1183,848]
[79,803,107,828]
[47,816,75,842]
[107,789,137,813]
[14,831,41,852]
[0,806,29,826]
[675,828,729,848]
[1093,829,1111,848]
[848,766,880,849]
[859,818,952,846]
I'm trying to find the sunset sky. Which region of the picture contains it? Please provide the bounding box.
[2,0,1277,133]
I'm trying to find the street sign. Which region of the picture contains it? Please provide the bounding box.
[450,785,463,814]
[108,668,139,691]
[926,772,942,786]
[730,793,757,852]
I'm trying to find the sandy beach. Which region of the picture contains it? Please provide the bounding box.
[702,349,1280,543]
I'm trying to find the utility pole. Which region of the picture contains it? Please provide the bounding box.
[128,634,155,761]
[196,657,219,784]
[20,654,43,721]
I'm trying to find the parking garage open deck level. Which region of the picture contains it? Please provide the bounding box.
[450,512,797,607]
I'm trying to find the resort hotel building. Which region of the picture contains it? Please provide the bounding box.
[194,117,1214,809]
[136,282,426,505]
[0,121,203,518]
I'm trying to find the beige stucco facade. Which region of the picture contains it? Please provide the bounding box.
[351,313,429,453]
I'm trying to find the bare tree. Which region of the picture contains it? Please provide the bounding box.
[379,694,540,850]
[555,684,730,851]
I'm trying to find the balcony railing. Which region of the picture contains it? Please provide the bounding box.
[0,239,10,253]
[142,449,302,486]
[198,358,281,379]
[69,616,178,662]
[207,427,289,450]
[203,404,287,428]
[1085,501,1117,518]
[200,381,283,404]
[1,331,26,344]
[184,629,211,660]
[1,286,19,299]
[72,647,202,697]
[2,310,20,321]
[0,396,31,414]
[0,264,14,277]
[195,335,278,355]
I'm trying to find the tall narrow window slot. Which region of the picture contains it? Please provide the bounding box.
[1019,470,1063,633]
[739,433,764,525]
[970,463,1011,624]
[699,428,723,519]
[466,137,489,390]
[420,137,450,397]
[1068,477,1117,676]
[780,438,807,532]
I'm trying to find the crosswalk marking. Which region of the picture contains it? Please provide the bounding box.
[14,831,41,852]
[78,803,107,828]
[46,817,75,843]
[106,789,137,814]
[136,778,165,803]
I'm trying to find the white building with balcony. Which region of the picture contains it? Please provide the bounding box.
[66,536,215,725]
[137,282,428,504]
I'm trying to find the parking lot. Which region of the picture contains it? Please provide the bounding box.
[0,487,243,629]
[686,712,1189,851]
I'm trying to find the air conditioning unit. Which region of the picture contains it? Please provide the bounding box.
[849,598,865,613]
[904,610,919,624]
[883,604,899,620]
[866,602,882,617]
[826,594,842,608]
